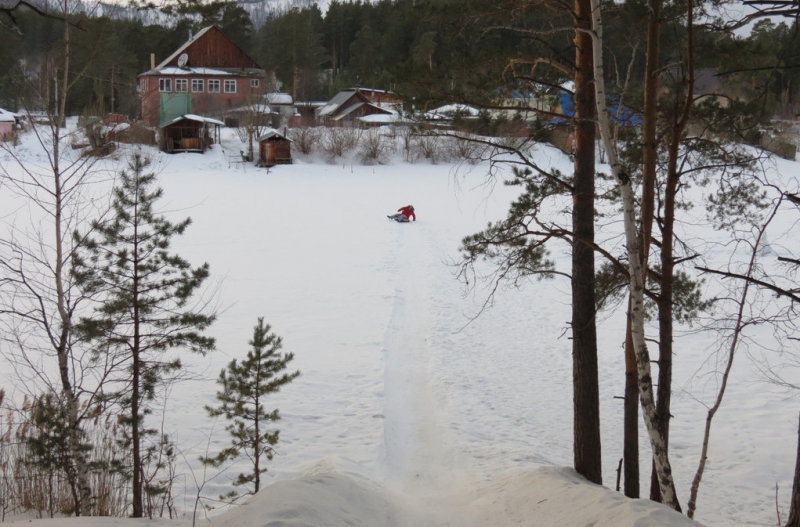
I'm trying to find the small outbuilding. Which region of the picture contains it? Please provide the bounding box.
[0,108,20,141]
[257,128,292,167]
[160,114,224,153]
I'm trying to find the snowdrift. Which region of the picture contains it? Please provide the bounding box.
[207,467,702,527]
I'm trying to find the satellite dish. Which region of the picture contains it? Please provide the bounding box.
[177,53,188,68]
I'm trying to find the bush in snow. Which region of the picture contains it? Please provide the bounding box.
[412,132,448,164]
[447,134,487,165]
[358,129,395,165]
[321,126,361,162]
[287,127,321,155]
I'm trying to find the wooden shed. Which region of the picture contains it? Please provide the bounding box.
[257,129,292,167]
[160,114,223,153]
[0,108,19,142]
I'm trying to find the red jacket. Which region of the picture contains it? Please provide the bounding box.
[398,206,416,221]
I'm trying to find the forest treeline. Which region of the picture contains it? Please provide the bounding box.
[0,0,799,121]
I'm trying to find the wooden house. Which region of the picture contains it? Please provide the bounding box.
[257,129,292,167]
[160,114,224,153]
[316,88,398,124]
[138,26,269,127]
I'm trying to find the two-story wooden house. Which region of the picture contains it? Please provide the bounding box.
[138,26,269,127]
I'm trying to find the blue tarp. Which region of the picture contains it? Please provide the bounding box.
[551,91,642,126]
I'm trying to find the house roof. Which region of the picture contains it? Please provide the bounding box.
[551,92,642,126]
[257,128,291,142]
[160,114,225,128]
[228,104,272,114]
[317,90,363,117]
[266,93,294,105]
[156,26,215,70]
[425,104,480,120]
[318,89,396,120]
[358,113,404,124]
[0,108,16,122]
[157,67,233,76]
[141,25,265,76]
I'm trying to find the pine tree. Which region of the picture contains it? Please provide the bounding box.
[202,318,300,496]
[73,154,216,517]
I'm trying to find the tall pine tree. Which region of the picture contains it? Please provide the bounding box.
[73,154,216,517]
[203,318,299,495]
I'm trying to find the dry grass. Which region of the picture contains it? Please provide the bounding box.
[0,392,175,519]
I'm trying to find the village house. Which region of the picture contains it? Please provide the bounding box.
[138,26,269,128]
[316,88,400,124]
[266,92,297,122]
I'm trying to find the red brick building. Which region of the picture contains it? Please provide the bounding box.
[138,26,269,127]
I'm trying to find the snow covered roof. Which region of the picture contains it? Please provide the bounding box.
[228,104,273,114]
[257,128,291,142]
[157,66,232,76]
[160,114,225,128]
[358,113,403,124]
[425,104,480,120]
[266,93,294,105]
[0,108,16,122]
[317,90,360,117]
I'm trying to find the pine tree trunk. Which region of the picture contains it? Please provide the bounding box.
[624,316,639,498]
[626,0,661,500]
[571,0,602,486]
[132,200,143,518]
[648,0,695,506]
[787,412,800,527]
[588,0,680,510]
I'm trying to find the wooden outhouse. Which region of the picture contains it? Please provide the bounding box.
[257,129,292,167]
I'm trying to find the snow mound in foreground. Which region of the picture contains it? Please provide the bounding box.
[208,467,702,527]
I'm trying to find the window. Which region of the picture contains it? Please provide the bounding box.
[208,79,220,93]
[250,79,259,88]
[159,78,171,92]
[175,79,188,92]
[224,79,237,93]
[192,79,204,92]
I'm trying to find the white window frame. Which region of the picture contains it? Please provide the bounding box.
[224,79,237,93]
[192,79,204,92]
[159,78,171,93]
[175,79,188,92]
[250,79,259,88]
[208,79,220,93]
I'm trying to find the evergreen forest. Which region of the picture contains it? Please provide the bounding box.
[0,0,799,124]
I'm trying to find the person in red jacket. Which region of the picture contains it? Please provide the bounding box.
[388,205,416,222]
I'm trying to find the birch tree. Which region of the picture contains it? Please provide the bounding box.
[587,0,680,510]
[0,0,112,514]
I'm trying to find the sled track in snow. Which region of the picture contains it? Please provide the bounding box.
[381,220,456,493]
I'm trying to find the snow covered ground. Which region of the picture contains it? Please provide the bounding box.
[1,126,799,527]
